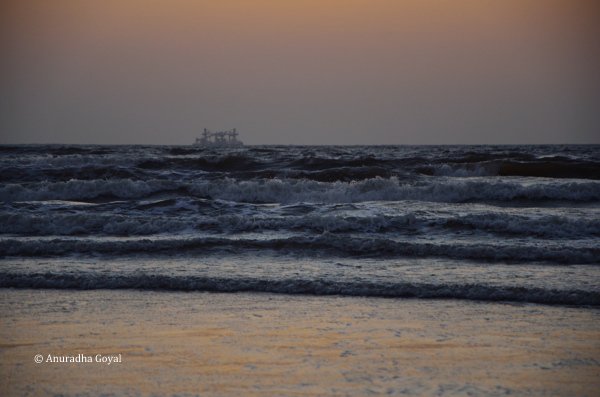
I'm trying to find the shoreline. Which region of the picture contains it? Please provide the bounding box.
[1,289,599,396]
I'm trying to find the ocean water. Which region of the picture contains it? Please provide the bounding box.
[1,144,599,306]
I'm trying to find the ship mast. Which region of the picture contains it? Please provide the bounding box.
[195,128,243,146]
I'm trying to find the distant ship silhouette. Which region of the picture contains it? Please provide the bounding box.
[194,128,244,147]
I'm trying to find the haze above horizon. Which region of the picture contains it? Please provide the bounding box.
[1,0,599,145]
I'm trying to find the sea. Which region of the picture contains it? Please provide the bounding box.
[1,144,599,306]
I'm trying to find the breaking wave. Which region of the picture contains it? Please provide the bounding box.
[2,177,599,203]
[1,272,597,306]
[2,144,599,307]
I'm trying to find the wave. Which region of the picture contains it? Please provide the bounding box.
[0,165,140,183]
[282,167,396,182]
[0,179,180,202]
[4,146,599,184]
[2,177,599,203]
[288,155,399,170]
[1,272,597,305]
[129,150,600,180]
[429,160,600,179]
[1,235,598,263]
[441,151,537,163]
[137,154,262,171]
[497,160,600,179]
[443,213,600,238]
[0,213,193,236]
[0,145,114,156]
[2,211,599,239]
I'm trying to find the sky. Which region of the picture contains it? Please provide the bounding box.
[1,0,599,145]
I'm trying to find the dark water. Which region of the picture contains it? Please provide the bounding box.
[1,144,599,305]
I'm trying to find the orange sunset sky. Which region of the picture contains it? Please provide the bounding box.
[1,0,599,144]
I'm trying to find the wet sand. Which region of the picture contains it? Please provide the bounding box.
[1,289,599,396]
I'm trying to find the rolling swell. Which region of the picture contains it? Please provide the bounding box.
[2,177,599,203]
[497,160,600,179]
[1,272,597,306]
[1,236,598,264]
[0,166,139,183]
[429,160,600,179]
[3,145,599,182]
[137,154,262,171]
[2,212,599,238]
[0,145,114,156]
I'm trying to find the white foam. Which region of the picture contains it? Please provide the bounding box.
[4,177,594,204]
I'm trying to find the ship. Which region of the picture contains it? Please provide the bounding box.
[194,128,244,147]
